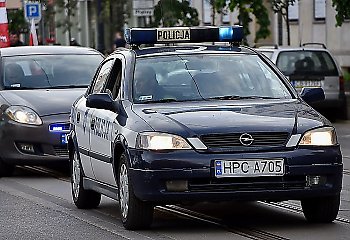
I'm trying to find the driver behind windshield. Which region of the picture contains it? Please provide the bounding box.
[134,66,165,102]
[5,63,25,87]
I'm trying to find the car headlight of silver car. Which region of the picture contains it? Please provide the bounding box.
[299,127,337,146]
[136,132,192,150]
[5,106,42,125]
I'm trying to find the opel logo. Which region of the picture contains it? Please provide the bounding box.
[239,133,254,146]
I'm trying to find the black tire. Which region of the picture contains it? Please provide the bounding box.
[71,147,101,209]
[118,153,154,230]
[0,159,15,177]
[301,194,340,223]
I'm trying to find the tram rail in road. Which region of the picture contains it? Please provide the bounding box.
[16,165,350,240]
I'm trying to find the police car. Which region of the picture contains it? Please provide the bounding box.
[68,26,343,230]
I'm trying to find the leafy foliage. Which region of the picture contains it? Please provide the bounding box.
[214,0,270,43]
[332,0,350,26]
[7,9,27,34]
[152,0,199,27]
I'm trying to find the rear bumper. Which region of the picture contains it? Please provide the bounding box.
[128,147,342,204]
[0,114,70,165]
[311,93,346,109]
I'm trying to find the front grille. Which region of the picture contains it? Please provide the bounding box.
[53,146,69,157]
[189,176,306,192]
[201,132,289,149]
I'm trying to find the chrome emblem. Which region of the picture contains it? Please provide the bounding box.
[239,133,254,146]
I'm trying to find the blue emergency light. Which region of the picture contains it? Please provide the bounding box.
[125,26,243,45]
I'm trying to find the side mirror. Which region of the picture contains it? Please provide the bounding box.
[86,93,117,112]
[300,87,325,104]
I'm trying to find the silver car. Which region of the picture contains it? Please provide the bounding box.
[257,43,346,118]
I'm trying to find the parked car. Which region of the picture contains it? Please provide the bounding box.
[69,27,342,230]
[256,43,346,118]
[0,46,104,177]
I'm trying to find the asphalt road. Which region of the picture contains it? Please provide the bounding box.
[1,121,350,240]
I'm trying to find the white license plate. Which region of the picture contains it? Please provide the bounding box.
[291,80,321,88]
[61,134,68,144]
[215,159,284,178]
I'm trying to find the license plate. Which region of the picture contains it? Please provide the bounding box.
[215,159,284,177]
[291,80,321,88]
[61,134,68,144]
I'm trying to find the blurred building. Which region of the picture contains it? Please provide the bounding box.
[6,0,21,9]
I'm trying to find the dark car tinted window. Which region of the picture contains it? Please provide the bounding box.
[276,50,338,76]
[133,54,292,103]
[3,54,103,89]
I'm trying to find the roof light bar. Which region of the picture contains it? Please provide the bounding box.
[125,26,243,45]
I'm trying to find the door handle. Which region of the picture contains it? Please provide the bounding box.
[91,119,95,130]
[76,112,80,123]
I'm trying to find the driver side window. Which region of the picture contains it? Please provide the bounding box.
[91,60,114,94]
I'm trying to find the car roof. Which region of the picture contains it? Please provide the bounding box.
[257,47,330,52]
[127,45,256,57]
[0,46,102,57]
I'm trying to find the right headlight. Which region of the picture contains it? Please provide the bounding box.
[136,132,192,150]
[5,106,42,125]
[299,127,337,146]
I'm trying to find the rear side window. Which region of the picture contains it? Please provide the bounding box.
[276,50,338,76]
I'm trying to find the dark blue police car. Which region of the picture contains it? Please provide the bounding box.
[68,26,343,230]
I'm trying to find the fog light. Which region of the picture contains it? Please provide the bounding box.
[19,143,35,153]
[166,180,188,192]
[306,175,326,187]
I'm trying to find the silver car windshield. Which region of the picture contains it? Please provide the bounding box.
[133,54,293,103]
[3,54,103,89]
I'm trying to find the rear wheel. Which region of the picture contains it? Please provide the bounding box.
[118,153,154,230]
[301,194,340,223]
[71,148,101,209]
[0,159,14,177]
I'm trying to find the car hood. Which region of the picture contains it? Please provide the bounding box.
[0,88,86,116]
[132,99,329,137]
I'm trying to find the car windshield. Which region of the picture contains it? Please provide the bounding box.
[2,54,103,89]
[133,54,292,103]
[276,50,338,76]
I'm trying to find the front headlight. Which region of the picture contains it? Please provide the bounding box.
[5,106,42,125]
[299,127,337,146]
[136,132,192,150]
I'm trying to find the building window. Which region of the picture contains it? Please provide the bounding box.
[288,0,299,22]
[314,0,326,21]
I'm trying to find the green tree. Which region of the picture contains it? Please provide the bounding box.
[271,0,296,46]
[332,0,350,26]
[152,0,199,27]
[214,0,270,43]
[55,0,78,43]
[7,9,27,34]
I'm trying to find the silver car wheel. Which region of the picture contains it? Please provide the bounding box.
[72,151,81,200]
[119,163,129,219]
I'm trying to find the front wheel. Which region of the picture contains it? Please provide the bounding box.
[71,148,101,209]
[118,153,154,230]
[301,194,340,223]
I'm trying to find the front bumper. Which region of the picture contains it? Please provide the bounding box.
[0,114,70,165]
[128,147,343,203]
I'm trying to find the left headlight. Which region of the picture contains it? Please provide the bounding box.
[299,127,337,146]
[136,132,192,150]
[5,106,42,125]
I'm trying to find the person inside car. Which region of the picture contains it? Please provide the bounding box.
[5,63,25,86]
[134,66,165,101]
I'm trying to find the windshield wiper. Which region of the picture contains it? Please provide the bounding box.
[240,96,280,99]
[207,95,280,100]
[47,85,89,89]
[207,95,242,100]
